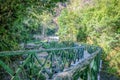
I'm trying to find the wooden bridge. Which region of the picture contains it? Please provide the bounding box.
[0,42,102,80]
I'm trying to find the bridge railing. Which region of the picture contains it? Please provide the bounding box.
[55,47,102,80]
[0,45,102,80]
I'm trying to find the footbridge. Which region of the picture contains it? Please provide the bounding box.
[0,42,102,80]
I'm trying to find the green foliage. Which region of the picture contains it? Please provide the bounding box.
[42,41,75,49]
[79,0,120,76]
[57,9,80,41]
[0,0,67,51]
[57,0,120,76]
[46,28,56,36]
[0,60,14,76]
[77,28,87,42]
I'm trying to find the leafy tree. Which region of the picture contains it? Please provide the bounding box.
[0,0,67,51]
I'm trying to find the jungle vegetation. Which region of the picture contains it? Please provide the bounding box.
[57,0,120,77]
[0,0,120,78]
